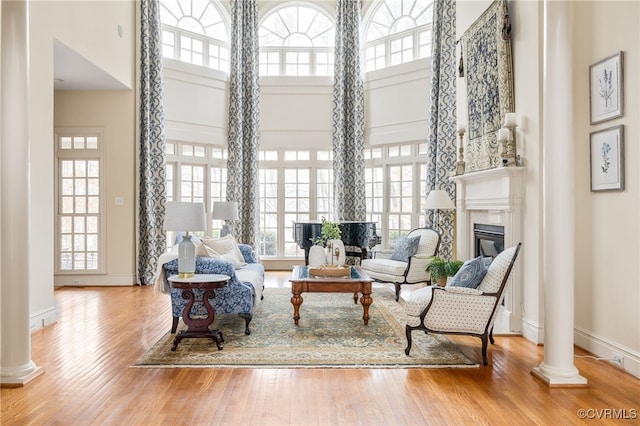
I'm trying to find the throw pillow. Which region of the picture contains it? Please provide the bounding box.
[449,256,489,289]
[202,235,246,266]
[221,252,245,268]
[389,235,421,262]
[195,243,220,258]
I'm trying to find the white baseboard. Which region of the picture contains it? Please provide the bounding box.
[30,305,59,332]
[574,327,640,379]
[54,274,136,286]
[521,317,543,344]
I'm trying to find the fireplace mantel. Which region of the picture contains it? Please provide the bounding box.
[450,166,525,333]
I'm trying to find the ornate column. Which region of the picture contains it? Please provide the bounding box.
[531,0,586,386]
[1,0,43,386]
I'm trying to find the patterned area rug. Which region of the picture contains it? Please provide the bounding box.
[133,287,477,368]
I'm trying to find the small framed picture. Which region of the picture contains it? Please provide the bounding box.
[590,125,624,192]
[589,51,624,124]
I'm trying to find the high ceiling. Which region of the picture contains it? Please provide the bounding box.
[53,40,129,91]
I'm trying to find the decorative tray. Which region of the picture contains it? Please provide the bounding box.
[308,264,350,278]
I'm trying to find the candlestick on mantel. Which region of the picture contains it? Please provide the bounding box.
[455,127,466,176]
[504,112,517,127]
[498,128,510,141]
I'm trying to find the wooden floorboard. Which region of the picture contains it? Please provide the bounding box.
[1,271,638,425]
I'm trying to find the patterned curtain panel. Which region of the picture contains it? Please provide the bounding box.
[138,0,167,284]
[426,0,457,260]
[227,0,260,248]
[332,0,366,221]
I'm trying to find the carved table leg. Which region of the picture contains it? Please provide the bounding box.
[360,290,373,325]
[291,291,303,325]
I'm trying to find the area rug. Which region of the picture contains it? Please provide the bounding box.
[133,287,477,368]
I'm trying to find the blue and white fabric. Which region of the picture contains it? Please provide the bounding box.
[389,235,422,263]
[227,0,261,249]
[425,0,457,260]
[138,0,167,284]
[449,256,490,289]
[332,0,366,221]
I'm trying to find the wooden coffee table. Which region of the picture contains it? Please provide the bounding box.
[289,265,373,325]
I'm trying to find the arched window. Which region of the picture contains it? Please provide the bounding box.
[159,0,230,72]
[259,3,335,76]
[363,0,433,72]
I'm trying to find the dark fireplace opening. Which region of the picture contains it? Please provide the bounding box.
[474,224,505,259]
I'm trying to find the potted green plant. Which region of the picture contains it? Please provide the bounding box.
[426,256,463,286]
[314,217,341,247]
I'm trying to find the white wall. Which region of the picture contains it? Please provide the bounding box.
[53,91,136,286]
[29,0,135,327]
[162,61,430,151]
[572,1,640,377]
[457,0,640,377]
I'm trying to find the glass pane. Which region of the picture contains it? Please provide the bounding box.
[75,197,86,214]
[60,253,72,270]
[62,179,74,195]
[60,235,72,252]
[61,161,74,177]
[86,235,98,251]
[74,216,85,233]
[60,216,73,233]
[74,235,85,251]
[73,137,85,149]
[87,161,99,177]
[62,197,74,214]
[86,216,98,233]
[86,137,98,149]
[75,161,86,177]
[75,179,86,196]
[87,197,100,213]
[74,253,85,269]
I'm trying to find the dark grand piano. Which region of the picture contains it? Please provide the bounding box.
[293,221,381,265]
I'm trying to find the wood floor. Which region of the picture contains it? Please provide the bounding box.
[2,271,638,425]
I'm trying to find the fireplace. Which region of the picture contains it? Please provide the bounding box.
[450,167,524,333]
[474,224,504,259]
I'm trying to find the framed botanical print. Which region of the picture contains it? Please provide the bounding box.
[589,51,624,124]
[590,125,624,192]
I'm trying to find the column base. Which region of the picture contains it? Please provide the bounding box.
[531,365,587,388]
[1,365,44,388]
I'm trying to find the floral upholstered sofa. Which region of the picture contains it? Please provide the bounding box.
[155,236,264,335]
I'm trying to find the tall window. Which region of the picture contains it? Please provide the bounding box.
[259,4,335,76]
[363,0,433,72]
[165,141,228,240]
[365,143,428,247]
[55,131,104,273]
[159,0,230,72]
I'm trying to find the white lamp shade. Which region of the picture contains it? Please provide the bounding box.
[164,201,206,232]
[424,190,455,210]
[212,201,239,221]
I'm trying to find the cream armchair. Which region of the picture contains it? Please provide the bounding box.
[361,228,441,301]
[404,243,521,365]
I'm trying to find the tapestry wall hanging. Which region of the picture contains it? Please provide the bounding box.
[461,0,515,172]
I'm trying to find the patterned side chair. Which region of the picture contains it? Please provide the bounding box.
[163,244,264,335]
[404,243,521,365]
[361,228,441,301]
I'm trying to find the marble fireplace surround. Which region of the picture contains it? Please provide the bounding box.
[450,166,525,333]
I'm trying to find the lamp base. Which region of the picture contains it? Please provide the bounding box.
[220,223,231,237]
[178,235,196,277]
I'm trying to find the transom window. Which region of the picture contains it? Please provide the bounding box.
[364,0,433,72]
[259,4,335,76]
[160,0,230,72]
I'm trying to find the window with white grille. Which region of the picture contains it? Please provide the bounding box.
[55,131,104,273]
[159,0,229,72]
[363,0,433,72]
[259,4,334,76]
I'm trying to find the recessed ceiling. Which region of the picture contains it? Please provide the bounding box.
[53,39,129,91]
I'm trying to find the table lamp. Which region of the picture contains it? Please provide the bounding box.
[424,190,455,233]
[164,201,206,278]
[212,201,239,237]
